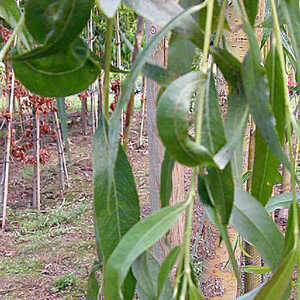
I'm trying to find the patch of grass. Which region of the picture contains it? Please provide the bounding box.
[0,257,43,275]
[10,200,91,239]
[19,165,34,180]
[54,272,77,292]
[65,96,82,113]
[19,164,54,181]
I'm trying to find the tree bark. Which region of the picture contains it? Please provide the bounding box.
[146,19,169,263]
[146,15,185,261]
[169,163,185,247]
[32,109,41,210]
[81,97,88,135]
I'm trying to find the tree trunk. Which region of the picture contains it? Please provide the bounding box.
[146,13,185,261]
[81,97,88,135]
[32,109,41,210]
[146,19,169,263]
[169,163,185,247]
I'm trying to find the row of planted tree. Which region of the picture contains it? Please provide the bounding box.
[0,2,146,229]
[1,0,300,299]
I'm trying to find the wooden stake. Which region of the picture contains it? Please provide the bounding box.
[33,110,41,210]
[124,16,144,148]
[139,76,146,148]
[53,109,70,189]
[1,70,15,230]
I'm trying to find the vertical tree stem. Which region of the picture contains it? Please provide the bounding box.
[104,17,113,119]
[195,0,214,144]
[0,15,24,61]
[1,70,15,230]
[35,110,41,211]
[178,0,214,297]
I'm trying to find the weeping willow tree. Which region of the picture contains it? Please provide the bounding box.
[2,0,300,299]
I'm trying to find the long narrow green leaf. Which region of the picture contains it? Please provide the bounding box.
[160,151,175,208]
[86,262,101,300]
[103,202,186,300]
[211,49,248,184]
[157,246,181,299]
[230,188,284,271]
[281,29,297,71]
[243,0,259,25]
[280,0,300,85]
[123,271,136,300]
[202,72,234,225]
[93,117,140,261]
[251,45,285,206]
[211,47,242,89]
[188,284,204,300]
[179,0,201,21]
[157,71,215,167]
[216,91,249,185]
[133,252,173,300]
[142,63,178,87]
[255,205,300,299]
[168,32,196,76]
[265,192,300,213]
[133,252,159,299]
[242,265,271,275]
[93,117,139,299]
[242,22,290,171]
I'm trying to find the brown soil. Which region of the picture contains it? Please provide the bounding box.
[0,110,237,299]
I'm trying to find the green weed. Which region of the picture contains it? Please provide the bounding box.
[54,272,77,291]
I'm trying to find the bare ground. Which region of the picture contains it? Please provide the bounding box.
[0,111,232,299]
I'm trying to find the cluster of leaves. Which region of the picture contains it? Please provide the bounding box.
[1,0,300,299]
[4,0,101,97]
[91,0,300,299]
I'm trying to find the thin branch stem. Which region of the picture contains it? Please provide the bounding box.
[213,0,226,48]
[178,1,214,298]
[0,14,24,61]
[195,0,214,144]
[103,17,113,119]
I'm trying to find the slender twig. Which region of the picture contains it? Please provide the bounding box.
[103,18,113,119]
[213,0,226,48]
[0,14,24,61]
[195,0,214,144]
[1,70,15,230]
[178,1,214,298]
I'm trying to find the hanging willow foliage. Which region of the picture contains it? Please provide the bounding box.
[1,0,300,299]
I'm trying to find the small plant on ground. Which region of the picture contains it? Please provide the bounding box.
[54,272,77,292]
